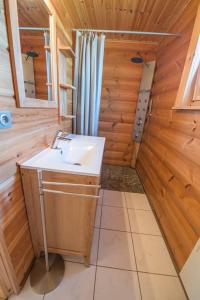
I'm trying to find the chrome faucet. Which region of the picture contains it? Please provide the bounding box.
[51,130,72,149]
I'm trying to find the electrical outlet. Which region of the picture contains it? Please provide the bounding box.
[0,111,12,129]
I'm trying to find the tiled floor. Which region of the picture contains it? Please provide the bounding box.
[10,190,187,300]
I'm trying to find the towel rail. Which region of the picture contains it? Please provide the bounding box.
[42,181,101,189]
[42,188,100,199]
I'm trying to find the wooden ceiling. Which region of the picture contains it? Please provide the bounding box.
[51,0,193,41]
[17,0,49,28]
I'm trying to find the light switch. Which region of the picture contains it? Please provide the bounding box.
[0,111,12,128]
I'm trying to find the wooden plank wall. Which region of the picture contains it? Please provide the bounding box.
[136,0,200,271]
[99,40,157,166]
[0,1,57,285]
[0,0,71,288]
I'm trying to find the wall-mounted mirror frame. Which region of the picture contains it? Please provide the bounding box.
[4,0,58,108]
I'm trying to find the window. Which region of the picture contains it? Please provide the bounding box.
[174,4,200,110]
[193,61,200,102]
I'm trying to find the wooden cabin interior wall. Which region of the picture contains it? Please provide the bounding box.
[136,0,200,272]
[1,0,200,294]
[49,0,196,170]
[0,0,72,290]
[99,40,157,166]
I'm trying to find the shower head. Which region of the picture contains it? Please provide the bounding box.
[131,52,149,68]
[26,50,39,60]
[131,56,144,64]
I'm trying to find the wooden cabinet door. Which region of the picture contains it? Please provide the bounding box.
[44,190,97,255]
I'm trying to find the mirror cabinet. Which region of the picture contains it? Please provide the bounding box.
[5,0,58,108]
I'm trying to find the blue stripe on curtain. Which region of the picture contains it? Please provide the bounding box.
[73,31,105,136]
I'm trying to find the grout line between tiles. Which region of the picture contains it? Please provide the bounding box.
[96,264,136,272]
[124,192,143,300]
[126,207,152,211]
[62,259,179,279]
[131,231,162,237]
[102,188,144,195]
[102,203,151,211]
[93,189,104,300]
[100,226,131,233]
[96,264,178,278]
[98,227,162,237]
[137,270,178,278]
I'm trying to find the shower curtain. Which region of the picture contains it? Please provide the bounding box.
[73,31,105,136]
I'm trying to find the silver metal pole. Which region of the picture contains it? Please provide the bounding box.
[72,28,181,37]
[18,27,49,31]
[37,170,49,272]
[30,171,65,294]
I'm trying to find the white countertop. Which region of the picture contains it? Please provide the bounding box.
[20,135,105,176]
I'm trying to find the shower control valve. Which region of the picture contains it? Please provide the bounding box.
[137,118,143,126]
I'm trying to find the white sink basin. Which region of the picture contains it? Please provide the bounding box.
[61,139,97,165]
[20,135,105,175]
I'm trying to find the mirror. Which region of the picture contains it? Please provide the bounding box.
[17,0,52,101]
[5,0,57,108]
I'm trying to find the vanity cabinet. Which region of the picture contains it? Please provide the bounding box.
[21,168,100,266]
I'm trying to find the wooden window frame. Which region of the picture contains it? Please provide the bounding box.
[4,0,58,108]
[173,4,200,110]
[193,63,200,101]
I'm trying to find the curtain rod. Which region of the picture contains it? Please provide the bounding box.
[18,27,49,31]
[72,28,181,37]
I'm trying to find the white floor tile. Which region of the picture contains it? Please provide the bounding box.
[125,193,151,210]
[139,273,187,300]
[128,209,161,235]
[44,262,95,300]
[94,267,141,300]
[98,189,103,205]
[9,278,43,300]
[90,228,100,265]
[98,229,136,270]
[95,205,102,228]
[103,190,126,207]
[101,206,130,231]
[133,234,177,275]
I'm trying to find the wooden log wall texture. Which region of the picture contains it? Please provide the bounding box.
[0,0,72,287]
[99,40,157,166]
[136,0,200,271]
